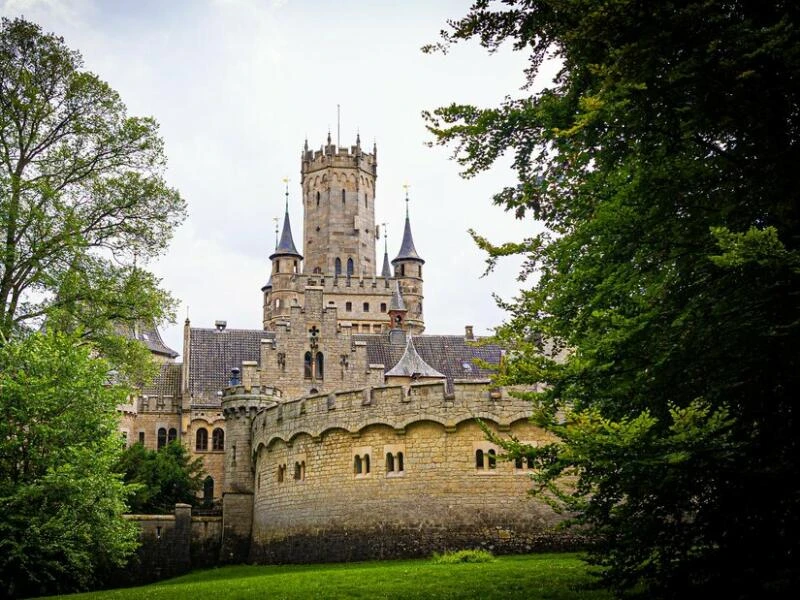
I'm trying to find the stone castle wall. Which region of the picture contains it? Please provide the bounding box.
[229,380,575,563]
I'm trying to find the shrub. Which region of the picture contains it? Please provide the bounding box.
[431,549,495,564]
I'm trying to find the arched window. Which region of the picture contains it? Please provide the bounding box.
[400,264,405,276]
[157,427,167,450]
[294,461,305,481]
[475,449,484,469]
[196,427,208,451]
[203,476,214,506]
[397,452,404,472]
[277,465,285,482]
[315,352,324,380]
[364,454,371,474]
[386,452,395,472]
[304,351,313,379]
[380,302,387,312]
[316,191,320,206]
[488,449,497,469]
[335,257,342,275]
[138,431,145,445]
[212,428,225,451]
[354,455,363,475]
[347,258,354,276]
[363,302,369,312]
[342,188,346,204]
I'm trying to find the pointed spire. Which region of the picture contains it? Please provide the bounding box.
[356,131,361,146]
[327,130,332,145]
[392,186,424,265]
[389,280,406,312]
[270,179,303,261]
[304,138,309,152]
[385,335,445,379]
[381,224,391,278]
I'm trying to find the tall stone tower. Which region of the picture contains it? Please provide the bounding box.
[301,134,378,277]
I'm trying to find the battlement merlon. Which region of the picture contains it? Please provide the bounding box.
[248,380,535,451]
[301,145,377,179]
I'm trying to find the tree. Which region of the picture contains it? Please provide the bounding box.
[425,2,800,598]
[0,17,185,377]
[0,331,139,599]
[117,440,205,514]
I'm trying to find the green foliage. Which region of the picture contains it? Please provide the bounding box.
[117,441,205,514]
[426,2,800,598]
[431,549,495,564]
[43,553,609,600]
[0,331,139,598]
[0,17,185,380]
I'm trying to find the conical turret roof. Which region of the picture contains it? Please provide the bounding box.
[392,199,424,264]
[385,336,444,379]
[270,190,302,261]
[389,280,406,311]
[381,250,392,278]
[260,274,273,292]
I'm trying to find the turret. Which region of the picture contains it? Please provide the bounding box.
[264,182,302,328]
[387,280,408,330]
[301,135,378,277]
[391,191,425,333]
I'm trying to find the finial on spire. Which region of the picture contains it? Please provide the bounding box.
[402,183,410,218]
[327,129,332,145]
[356,130,361,146]
[304,137,308,152]
[382,221,388,253]
[273,216,279,250]
[282,177,290,213]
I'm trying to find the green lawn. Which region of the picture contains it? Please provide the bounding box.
[48,553,610,600]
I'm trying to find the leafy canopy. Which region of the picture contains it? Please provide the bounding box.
[0,17,185,377]
[118,440,205,514]
[0,331,139,599]
[426,1,800,598]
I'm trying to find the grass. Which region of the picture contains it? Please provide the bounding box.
[47,552,610,600]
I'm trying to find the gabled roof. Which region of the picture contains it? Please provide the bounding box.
[142,362,182,397]
[188,327,271,398]
[355,333,502,391]
[385,336,445,378]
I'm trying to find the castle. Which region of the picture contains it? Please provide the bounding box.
[120,135,567,563]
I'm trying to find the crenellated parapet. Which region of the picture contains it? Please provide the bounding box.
[251,379,529,452]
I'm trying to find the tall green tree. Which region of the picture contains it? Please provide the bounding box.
[0,331,139,599]
[0,17,185,377]
[118,441,205,514]
[425,1,800,598]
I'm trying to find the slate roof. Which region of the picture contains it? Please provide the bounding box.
[270,208,302,260]
[392,215,424,264]
[188,327,271,398]
[142,362,182,397]
[389,280,406,311]
[381,251,392,278]
[355,333,502,391]
[385,336,445,378]
[118,322,179,358]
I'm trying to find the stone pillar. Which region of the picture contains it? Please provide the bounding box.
[174,503,192,572]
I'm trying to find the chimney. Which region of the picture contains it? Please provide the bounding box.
[465,325,474,341]
[215,320,227,331]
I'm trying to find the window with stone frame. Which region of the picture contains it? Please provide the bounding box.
[474,442,499,472]
[514,441,539,472]
[167,427,177,444]
[212,427,225,451]
[157,427,167,450]
[196,427,208,451]
[353,447,372,478]
[384,444,406,477]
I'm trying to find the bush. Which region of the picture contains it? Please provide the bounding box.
[431,549,495,564]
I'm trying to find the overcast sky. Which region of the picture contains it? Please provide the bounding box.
[2,0,553,357]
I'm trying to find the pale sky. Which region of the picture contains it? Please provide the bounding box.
[2,0,552,357]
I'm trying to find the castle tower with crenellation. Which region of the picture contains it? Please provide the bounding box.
[301,133,378,278]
